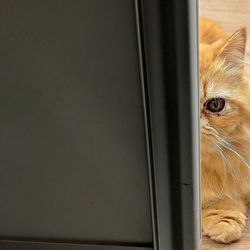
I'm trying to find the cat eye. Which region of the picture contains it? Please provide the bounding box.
[206,98,225,113]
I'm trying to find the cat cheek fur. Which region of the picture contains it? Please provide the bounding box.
[200,17,250,243]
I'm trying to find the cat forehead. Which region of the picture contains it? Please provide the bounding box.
[200,78,232,99]
[200,57,238,99]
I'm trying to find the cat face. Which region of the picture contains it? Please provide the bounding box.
[200,28,250,155]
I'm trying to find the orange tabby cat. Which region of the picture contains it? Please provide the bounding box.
[200,17,250,243]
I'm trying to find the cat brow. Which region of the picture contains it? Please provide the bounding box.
[206,90,232,99]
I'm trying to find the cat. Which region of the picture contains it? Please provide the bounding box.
[200,17,250,243]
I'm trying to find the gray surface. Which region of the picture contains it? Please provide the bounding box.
[0,241,152,250]
[142,0,200,249]
[188,0,201,249]
[134,1,159,249]
[141,1,173,249]
[0,0,152,243]
[173,0,200,249]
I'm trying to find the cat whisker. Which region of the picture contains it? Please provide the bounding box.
[215,136,250,183]
[204,142,227,209]
[214,128,246,144]
[214,140,240,208]
[219,134,250,151]
[219,140,250,173]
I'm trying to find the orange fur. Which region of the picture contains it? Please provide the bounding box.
[200,17,250,243]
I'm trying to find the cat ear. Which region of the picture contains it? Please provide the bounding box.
[217,28,247,71]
